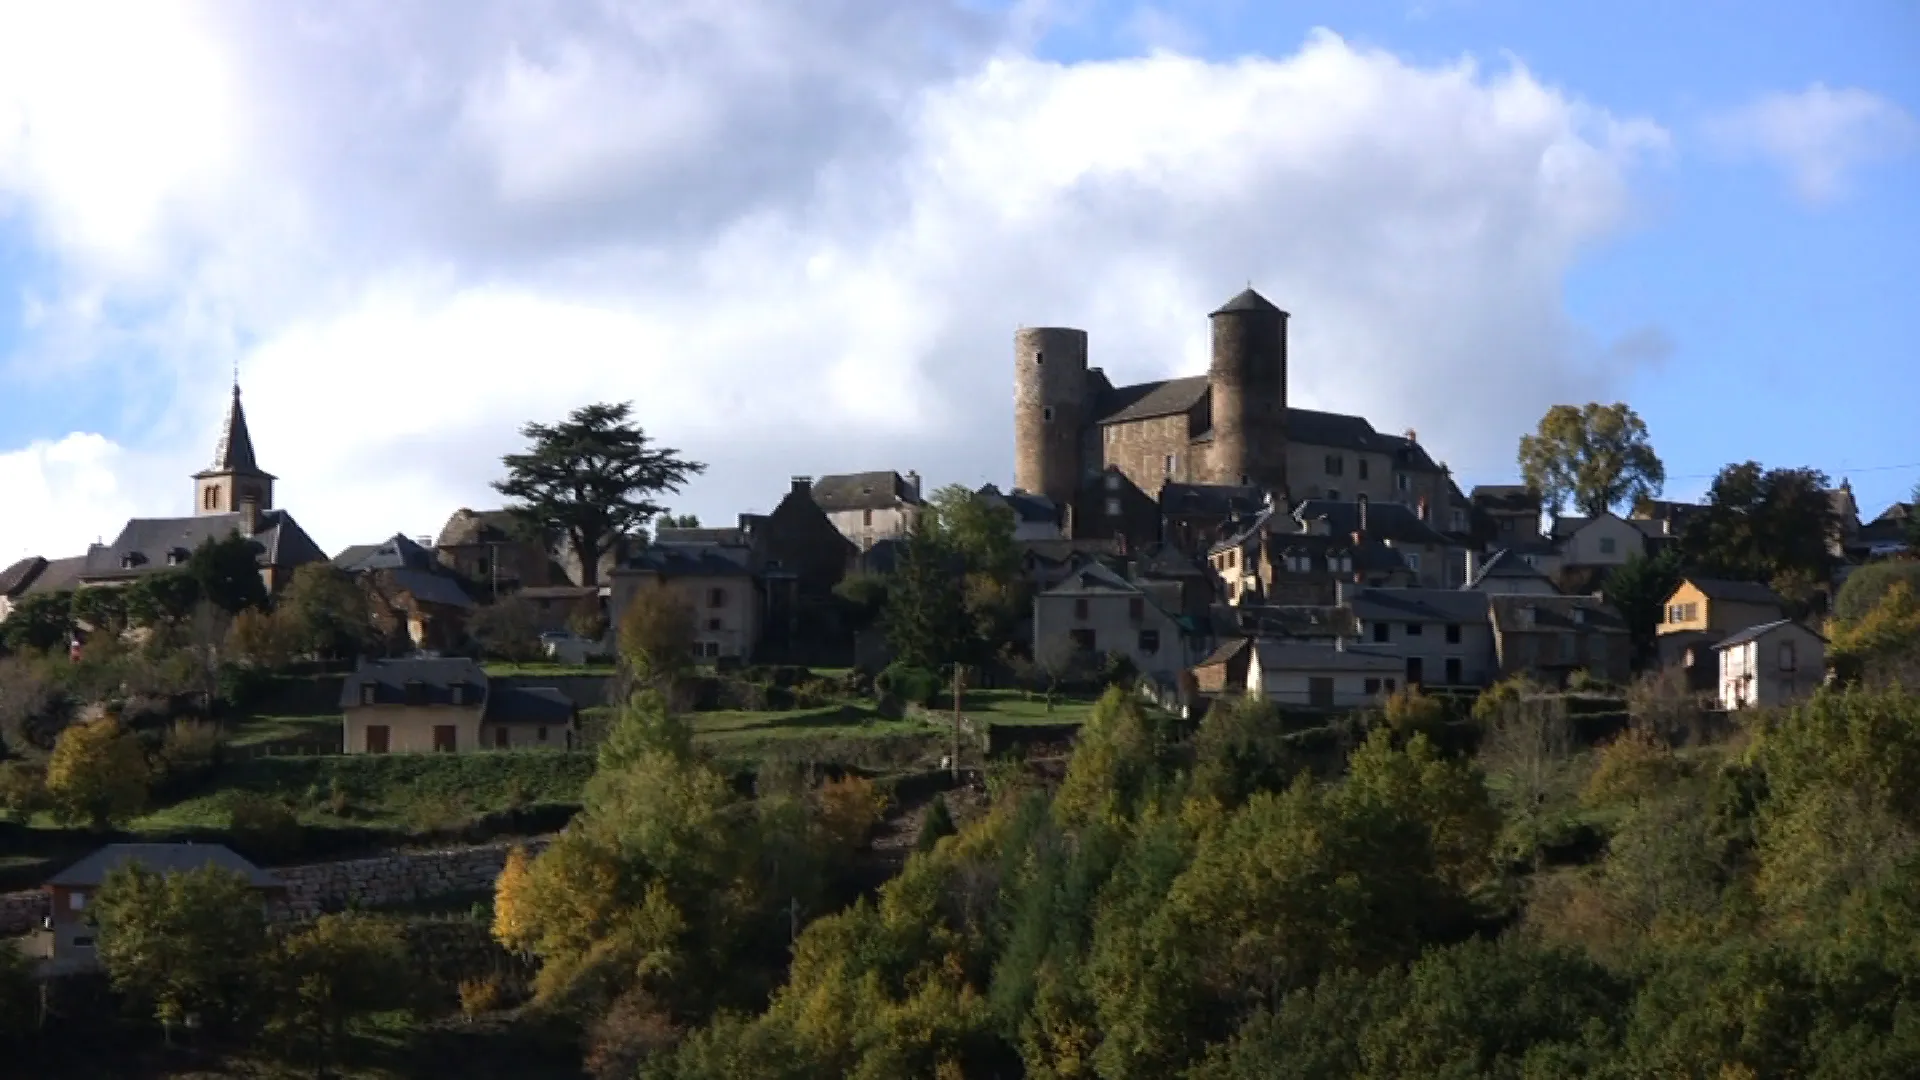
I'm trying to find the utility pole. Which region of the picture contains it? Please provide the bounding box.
[951,664,966,781]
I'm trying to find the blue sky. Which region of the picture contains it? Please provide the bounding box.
[0,0,1914,558]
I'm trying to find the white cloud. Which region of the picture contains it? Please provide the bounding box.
[1706,82,1919,204]
[0,4,1668,558]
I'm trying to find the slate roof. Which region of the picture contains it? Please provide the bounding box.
[1683,577,1786,606]
[0,556,46,597]
[812,471,923,512]
[1472,485,1541,514]
[49,843,281,890]
[1291,499,1453,547]
[379,568,474,609]
[1215,603,1353,639]
[21,556,86,596]
[622,545,755,578]
[81,510,326,582]
[1488,595,1628,634]
[1042,561,1147,597]
[1714,618,1827,649]
[1160,482,1265,518]
[1097,375,1211,425]
[339,657,488,709]
[978,485,1060,525]
[193,385,273,480]
[1468,549,1556,588]
[1251,641,1403,674]
[1132,544,1209,579]
[334,534,436,573]
[1211,287,1285,315]
[1549,516,1591,539]
[436,509,526,548]
[1347,587,1491,625]
[1194,637,1251,668]
[656,526,749,546]
[1020,538,1124,565]
[486,685,578,724]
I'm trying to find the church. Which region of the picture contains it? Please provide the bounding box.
[1012,287,1471,542]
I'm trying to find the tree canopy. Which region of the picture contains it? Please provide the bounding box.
[189,532,269,614]
[883,516,972,670]
[493,402,704,586]
[1681,461,1837,588]
[1517,402,1666,517]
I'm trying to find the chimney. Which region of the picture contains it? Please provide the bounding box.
[791,476,813,496]
[1404,429,1417,443]
[239,496,259,538]
[1464,549,1480,585]
[906,470,922,499]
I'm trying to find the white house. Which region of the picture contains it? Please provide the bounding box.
[811,471,924,551]
[1245,640,1405,708]
[1032,560,1197,683]
[1715,619,1828,711]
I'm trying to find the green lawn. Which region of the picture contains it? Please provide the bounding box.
[482,661,617,678]
[228,713,343,749]
[958,688,1100,726]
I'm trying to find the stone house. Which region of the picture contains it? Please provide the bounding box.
[1245,640,1406,708]
[1065,466,1162,552]
[1550,511,1647,571]
[332,534,475,650]
[1292,497,1462,588]
[811,471,924,552]
[1854,501,1914,558]
[744,479,861,647]
[1209,501,1416,607]
[1472,485,1545,550]
[433,509,561,599]
[1032,561,1197,683]
[1190,637,1253,695]
[340,657,576,754]
[1715,619,1828,711]
[24,844,284,974]
[1488,595,1632,687]
[611,543,761,662]
[515,585,608,637]
[1463,549,1561,595]
[1344,587,1497,689]
[1160,481,1267,557]
[977,484,1063,542]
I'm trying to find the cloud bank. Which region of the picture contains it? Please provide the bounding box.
[1706,82,1919,205]
[0,1,1670,560]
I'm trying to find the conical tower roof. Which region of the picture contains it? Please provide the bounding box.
[1210,287,1286,317]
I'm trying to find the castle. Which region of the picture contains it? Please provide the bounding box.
[1012,287,1467,538]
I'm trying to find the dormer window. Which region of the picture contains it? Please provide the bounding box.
[360,684,376,706]
[404,680,427,707]
[167,548,188,566]
[1572,608,1586,625]
[450,684,465,706]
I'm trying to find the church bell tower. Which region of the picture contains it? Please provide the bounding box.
[193,380,276,516]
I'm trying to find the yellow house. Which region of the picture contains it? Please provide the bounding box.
[1657,577,1786,637]
[339,657,576,754]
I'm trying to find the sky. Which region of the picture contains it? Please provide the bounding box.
[0,0,1914,562]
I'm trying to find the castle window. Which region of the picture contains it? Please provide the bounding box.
[1042,406,1054,422]
[1164,454,1176,476]
[1358,460,1370,481]
[1324,455,1343,477]
[1035,352,1044,365]
[1397,474,1411,492]
[1105,498,1121,517]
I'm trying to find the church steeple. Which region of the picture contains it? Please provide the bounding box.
[193,379,276,516]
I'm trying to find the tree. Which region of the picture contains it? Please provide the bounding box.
[226,607,299,669]
[568,596,610,644]
[0,944,38,1042]
[1,591,74,653]
[45,715,149,829]
[493,402,705,587]
[268,913,416,1072]
[928,484,1021,583]
[1681,462,1837,585]
[659,512,702,529]
[94,863,271,1040]
[189,531,269,615]
[493,844,537,955]
[1603,548,1686,667]
[469,594,544,662]
[69,587,129,636]
[915,794,956,853]
[617,588,698,687]
[124,570,201,629]
[884,518,971,671]
[1517,403,1666,517]
[833,572,891,635]
[277,563,373,660]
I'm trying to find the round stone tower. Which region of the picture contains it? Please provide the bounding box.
[1207,288,1290,493]
[1013,326,1090,509]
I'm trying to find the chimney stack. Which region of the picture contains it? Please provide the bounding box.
[906,470,922,500]
[791,476,813,497]
[1464,549,1480,586]
[239,496,259,538]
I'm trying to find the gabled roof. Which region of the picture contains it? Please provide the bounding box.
[1468,549,1556,588]
[1194,636,1251,668]
[1042,560,1146,597]
[485,685,578,724]
[49,843,281,890]
[1251,640,1402,673]
[1680,577,1785,606]
[21,555,86,596]
[812,471,923,512]
[621,545,755,578]
[1132,543,1209,579]
[656,526,748,546]
[192,385,273,480]
[1020,537,1124,565]
[1291,499,1453,547]
[978,485,1059,525]
[1347,587,1490,625]
[1097,375,1210,425]
[376,567,474,609]
[1161,482,1265,518]
[82,510,325,581]
[0,556,47,597]
[333,533,437,573]
[1487,595,1628,634]
[1714,618,1827,649]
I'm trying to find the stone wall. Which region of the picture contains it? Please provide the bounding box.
[270,837,553,921]
[0,890,48,936]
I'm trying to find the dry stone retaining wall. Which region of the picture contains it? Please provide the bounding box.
[0,891,49,936]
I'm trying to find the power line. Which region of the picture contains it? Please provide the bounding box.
[1446,459,1920,485]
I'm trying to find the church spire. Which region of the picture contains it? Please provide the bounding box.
[212,381,261,473]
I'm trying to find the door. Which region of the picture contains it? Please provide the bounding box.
[365,725,389,754]
[433,725,457,753]
[1445,658,1462,685]
[1308,677,1335,708]
[1406,657,1424,687]
[493,727,511,750]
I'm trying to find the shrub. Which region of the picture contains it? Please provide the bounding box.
[878,663,941,708]
[1834,560,1920,624]
[45,715,150,829]
[228,791,304,860]
[458,974,506,1019]
[0,761,49,820]
[1567,669,1619,694]
[0,654,69,757]
[816,774,889,851]
[915,793,956,853]
[470,595,545,663]
[153,720,224,798]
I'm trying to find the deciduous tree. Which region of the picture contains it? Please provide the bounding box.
[1,591,74,653]
[94,863,271,1040]
[277,563,373,659]
[268,913,416,1072]
[45,715,150,829]
[884,518,971,670]
[1518,403,1666,518]
[617,588,697,688]
[1603,547,1687,666]
[189,532,269,614]
[1681,461,1837,586]
[494,402,704,587]
[124,570,201,629]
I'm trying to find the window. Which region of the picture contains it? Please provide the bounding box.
[1138,629,1160,653]
[538,726,549,742]
[1385,678,1396,692]
[1240,475,1249,486]
[1165,454,1177,476]
[1599,536,1617,555]
[1364,678,1381,695]
[1372,622,1390,643]
[72,936,95,949]
[1324,454,1344,477]
[1338,555,1353,573]
[450,685,465,706]
[863,509,873,527]
[1308,677,1334,707]
[1069,628,1096,652]
[704,642,721,658]
[1327,488,1340,501]
[707,617,723,631]
[1397,474,1411,492]
[70,892,86,912]
[1778,642,1797,671]
[1128,598,1144,621]
[493,727,510,749]
[167,550,185,566]
[360,684,376,706]
[1073,598,1090,621]
[709,587,726,608]
[1445,657,1462,684]
[1358,459,1370,481]
[404,681,427,707]
[1406,657,1424,685]
[1446,623,1461,644]
[433,725,457,753]
[1406,622,1423,637]
[1042,406,1054,422]
[1105,498,1121,517]
[1035,352,1044,365]
[1106,473,1120,491]
[365,725,390,754]
[1404,552,1421,572]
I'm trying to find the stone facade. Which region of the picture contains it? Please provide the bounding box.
[268,837,554,921]
[0,890,48,936]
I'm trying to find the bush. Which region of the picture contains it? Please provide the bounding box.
[458,973,506,1019]
[816,774,889,851]
[228,790,305,860]
[45,715,150,829]
[915,793,956,853]
[878,663,941,708]
[0,761,49,821]
[216,662,277,711]
[470,595,545,663]
[153,720,224,798]
[1834,560,1920,624]
[0,654,71,756]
